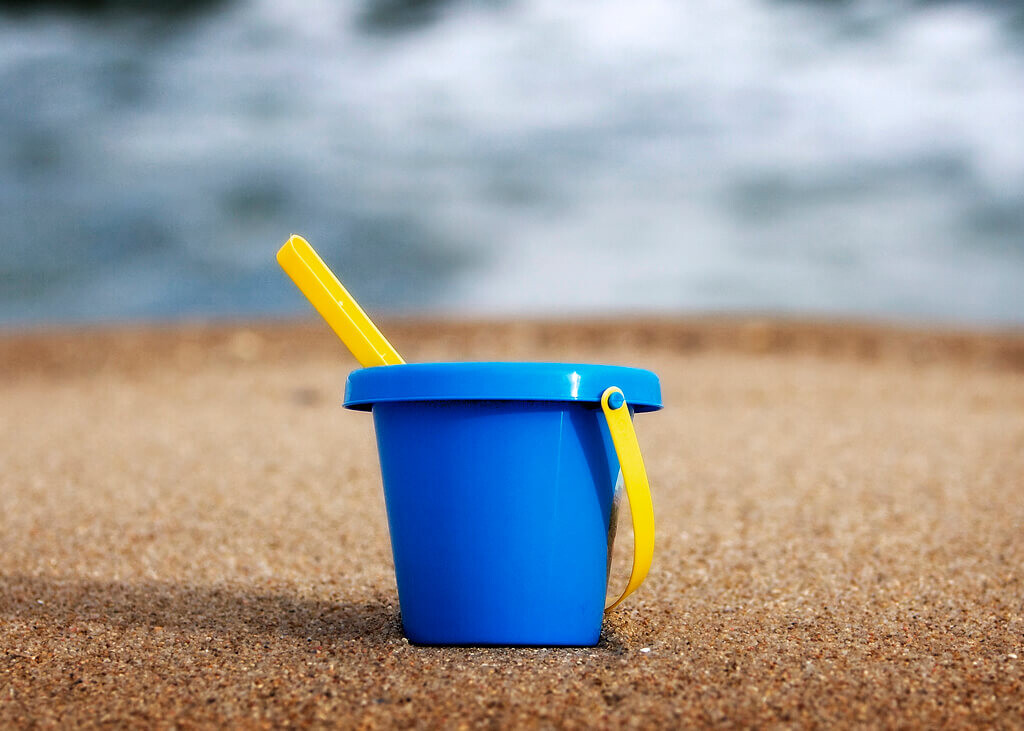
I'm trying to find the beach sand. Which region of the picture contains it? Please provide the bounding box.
[2,318,1023,727]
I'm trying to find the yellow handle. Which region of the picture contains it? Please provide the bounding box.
[277,235,404,367]
[601,386,655,611]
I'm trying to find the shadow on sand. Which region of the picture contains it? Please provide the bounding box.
[0,574,402,644]
[1,574,630,651]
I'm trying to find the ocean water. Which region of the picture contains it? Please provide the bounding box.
[1,0,1022,326]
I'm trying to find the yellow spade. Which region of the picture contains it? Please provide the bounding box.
[276,235,405,367]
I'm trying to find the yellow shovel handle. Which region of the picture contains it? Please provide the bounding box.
[277,235,404,368]
[601,386,655,611]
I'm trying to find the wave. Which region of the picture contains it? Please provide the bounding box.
[1,0,1022,325]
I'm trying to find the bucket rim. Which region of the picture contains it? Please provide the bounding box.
[343,361,662,413]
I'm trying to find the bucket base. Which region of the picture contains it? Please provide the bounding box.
[403,623,602,647]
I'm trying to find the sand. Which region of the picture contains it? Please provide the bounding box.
[2,318,1023,728]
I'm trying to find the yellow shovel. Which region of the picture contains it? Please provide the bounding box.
[276,234,404,367]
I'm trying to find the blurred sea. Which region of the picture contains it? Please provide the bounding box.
[1,0,1023,327]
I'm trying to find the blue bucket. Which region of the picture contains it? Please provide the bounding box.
[344,362,662,646]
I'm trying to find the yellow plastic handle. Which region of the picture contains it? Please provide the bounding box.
[277,235,404,367]
[601,386,655,611]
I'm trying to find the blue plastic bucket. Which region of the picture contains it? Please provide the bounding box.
[344,362,662,646]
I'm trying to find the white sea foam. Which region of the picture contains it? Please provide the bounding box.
[0,0,1022,324]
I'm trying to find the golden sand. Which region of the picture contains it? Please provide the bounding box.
[2,319,1022,727]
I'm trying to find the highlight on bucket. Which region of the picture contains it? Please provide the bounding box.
[278,235,662,646]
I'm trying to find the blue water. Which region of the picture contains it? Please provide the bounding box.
[1,0,1023,326]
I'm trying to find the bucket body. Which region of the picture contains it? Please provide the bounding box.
[344,362,661,646]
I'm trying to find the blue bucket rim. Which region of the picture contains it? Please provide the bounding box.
[343,361,662,412]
